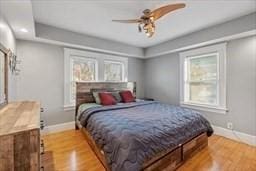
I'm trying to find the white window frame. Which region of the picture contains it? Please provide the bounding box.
[104,60,125,82]
[179,43,228,114]
[64,48,128,109]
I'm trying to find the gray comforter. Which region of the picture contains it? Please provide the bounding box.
[79,101,213,171]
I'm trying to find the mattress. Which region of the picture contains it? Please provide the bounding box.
[78,101,213,171]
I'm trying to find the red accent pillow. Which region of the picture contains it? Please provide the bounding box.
[99,92,117,105]
[120,91,135,103]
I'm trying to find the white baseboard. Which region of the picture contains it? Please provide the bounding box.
[212,125,256,146]
[41,122,256,146]
[41,121,75,135]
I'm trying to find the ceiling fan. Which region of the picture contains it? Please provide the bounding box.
[112,3,186,38]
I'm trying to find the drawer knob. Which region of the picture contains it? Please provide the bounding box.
[40,108,44,112]
[40,120,45,130]
[40,139,45,155]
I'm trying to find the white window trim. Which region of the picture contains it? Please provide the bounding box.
[64,48,128,109]
[179,43,228,114]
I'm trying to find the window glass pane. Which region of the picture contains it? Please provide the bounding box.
[72,59,96,100]
[189,54,217,81]
[104,61,123,81]
[189,82,217,104]
[73,60,95,81]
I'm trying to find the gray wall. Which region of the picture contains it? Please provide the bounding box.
[144,53,180,105]
[144,36,256,136]
[128,58,145,98]
[16,40,145,126]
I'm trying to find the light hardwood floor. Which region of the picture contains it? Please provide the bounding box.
[42,130,256,171]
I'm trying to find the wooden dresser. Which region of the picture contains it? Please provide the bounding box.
[0,101,42,171]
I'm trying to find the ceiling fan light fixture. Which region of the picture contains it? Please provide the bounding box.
[146,31,154,38]
[112,3,186,38]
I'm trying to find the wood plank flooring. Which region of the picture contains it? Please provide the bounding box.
[42,130,256,171]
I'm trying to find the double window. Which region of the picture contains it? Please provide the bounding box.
[64,48,128,107]
[180,43,227,114]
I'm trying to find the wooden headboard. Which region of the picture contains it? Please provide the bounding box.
[75,82,136,128]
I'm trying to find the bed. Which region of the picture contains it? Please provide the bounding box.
[75,82,213,171]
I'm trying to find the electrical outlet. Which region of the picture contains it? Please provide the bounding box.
[227,122,233,130]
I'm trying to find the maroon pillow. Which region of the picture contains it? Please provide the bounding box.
[99,92,117,105]
[120,90,135,103]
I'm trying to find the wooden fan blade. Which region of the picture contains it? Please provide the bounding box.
[112,19,142,23]
[151,3,185,21]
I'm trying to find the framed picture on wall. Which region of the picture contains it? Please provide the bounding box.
[0,43,9,107]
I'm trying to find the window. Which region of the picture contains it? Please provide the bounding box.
[64,48,128,109]
[185,53,218,105]
[180,43,227,114]
[70,57,97,101]
[104,60,124,82]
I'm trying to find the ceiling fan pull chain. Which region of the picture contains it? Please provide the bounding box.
[138,24,142,32]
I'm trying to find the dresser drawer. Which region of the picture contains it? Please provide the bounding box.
[0,129,40,171]
[183,133,208,160]
[144,147,182,171]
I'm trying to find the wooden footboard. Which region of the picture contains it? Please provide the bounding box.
[81,127,208,171]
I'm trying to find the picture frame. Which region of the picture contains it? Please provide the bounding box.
[0,43,9,107]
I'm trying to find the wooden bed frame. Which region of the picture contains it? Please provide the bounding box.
[75,82,208,171]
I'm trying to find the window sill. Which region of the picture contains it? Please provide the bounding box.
[63,104,75,111]
[180,102,228,114]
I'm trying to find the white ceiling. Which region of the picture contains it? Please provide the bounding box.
[31,0,256,48]
[0,0,35,40]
